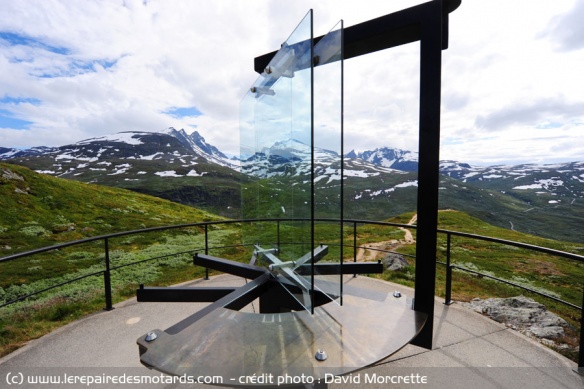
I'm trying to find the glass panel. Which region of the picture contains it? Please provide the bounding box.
[240,14,345,313]
[313,20,343,306]
[240,10,314,311]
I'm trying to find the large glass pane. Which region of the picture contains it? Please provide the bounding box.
[240,13,345,313]
[313,20,343,305]
[240,10,314,311]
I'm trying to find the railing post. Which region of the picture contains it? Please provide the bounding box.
[277,220,281,254]
[204,224,209,280]
[353,222,357,278]
[578,286,584,370]
[103,238,113,311]
[444,232,453,305]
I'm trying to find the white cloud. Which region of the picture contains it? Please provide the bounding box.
[0,0,582,166]
[544,0,584,52]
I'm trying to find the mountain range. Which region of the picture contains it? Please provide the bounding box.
[2,128,583,243]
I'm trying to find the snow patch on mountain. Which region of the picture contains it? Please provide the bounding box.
[514,178,565,190]
[395,180,418,188]
[187,170,206,177]
[109,164,131,175]
[155,170,182,177]
[77,132,146,146]
[140,153,163,161]
[353,180,418,200]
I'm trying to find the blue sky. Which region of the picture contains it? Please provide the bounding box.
[0,0,583,165]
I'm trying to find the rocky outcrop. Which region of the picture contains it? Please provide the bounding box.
[465,296,569,339]
[382,253,409,271]
[1,168,24,181]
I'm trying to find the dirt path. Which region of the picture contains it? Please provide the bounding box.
[400,214,417,244]
[354,214,417,262]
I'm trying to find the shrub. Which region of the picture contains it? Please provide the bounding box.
[19,225,50,237]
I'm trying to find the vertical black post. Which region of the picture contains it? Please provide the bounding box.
[411,0,443,349]
[204,224,209,280]
[340,222,344,306]
[103,238,113,311]
[339,19,345,307]
[277,220,281,254]
[578,287,584,369]
[309,9,315,315]
[444,232,452,305]
[353,222,357,278]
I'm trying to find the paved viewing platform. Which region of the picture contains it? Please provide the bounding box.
[0,274,581,388]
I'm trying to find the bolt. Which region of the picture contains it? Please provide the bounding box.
[145,331,158,342]
[315,349,328,361]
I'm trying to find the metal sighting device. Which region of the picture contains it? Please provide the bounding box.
[137,1,461,386]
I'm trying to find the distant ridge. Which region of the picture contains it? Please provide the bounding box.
[346,147,418,171]
[2,129,583,242]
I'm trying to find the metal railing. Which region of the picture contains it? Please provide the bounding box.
[438,229,584,308]
[1,218,582,367]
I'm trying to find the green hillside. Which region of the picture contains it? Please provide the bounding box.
[380,210,584,308]
[0,162,220,255]
[376,210,583,361]
[11,154,245,219]
[0,162,241,357]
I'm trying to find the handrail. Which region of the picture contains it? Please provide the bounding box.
[0,270,104,308]
[1,217,582,292]
[437,228,584,263]
[1,218,582,305]
[449,265,581,310]
[1,217,582,366]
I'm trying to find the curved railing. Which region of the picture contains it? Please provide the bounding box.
[1,218,583,366]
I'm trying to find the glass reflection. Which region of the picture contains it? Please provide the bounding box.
[313,20,343,306]
[240,12,344,313]
[240,10,314,311]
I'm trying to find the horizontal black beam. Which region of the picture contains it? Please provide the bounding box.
[254,0,461,73]
[137,286,236,303]
[295,261,383,275]
[193,253,267,279]
[165,273,271,335]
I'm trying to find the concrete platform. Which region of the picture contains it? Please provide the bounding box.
[0,274,581,388]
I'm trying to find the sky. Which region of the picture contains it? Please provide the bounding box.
[0,0,583,166]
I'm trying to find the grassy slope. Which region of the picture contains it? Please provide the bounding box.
[11,154,245,219]
[380,210,584,305]
[0,163,240,356]
[0,162,219,255]
[376,210,583,361]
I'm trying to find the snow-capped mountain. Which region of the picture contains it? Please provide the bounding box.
[2,128,237,178]
[2,129,242,218]
[3,129,584,242]
[0,146,58,160]
[163,127,231,167]
[5,130,583,202]
[345,147,418,171]
[438,160,584,200]
[346,147,584,199]
[242,139,404,183]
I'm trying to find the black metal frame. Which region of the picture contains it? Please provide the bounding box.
[255,0,460,349]
[137,252,383,316]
